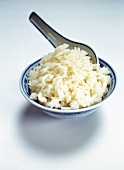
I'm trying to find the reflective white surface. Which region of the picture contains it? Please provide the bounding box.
[0,0,123,170]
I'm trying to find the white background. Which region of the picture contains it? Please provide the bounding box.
[0,0,123,170]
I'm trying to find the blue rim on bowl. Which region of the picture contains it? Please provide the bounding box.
[19,58,116,118]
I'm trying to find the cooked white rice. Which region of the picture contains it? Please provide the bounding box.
[29,44,111,109]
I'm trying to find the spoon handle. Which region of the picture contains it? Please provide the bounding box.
[29,12,66,48]
[29,12,98,64]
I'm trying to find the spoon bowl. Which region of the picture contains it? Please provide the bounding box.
[29,12,98,64]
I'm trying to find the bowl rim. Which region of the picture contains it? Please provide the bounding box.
[19,57,117,113]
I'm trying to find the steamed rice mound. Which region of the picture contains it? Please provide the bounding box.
[29,44,111,109]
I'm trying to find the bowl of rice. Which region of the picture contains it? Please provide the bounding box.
[20,44,116,118]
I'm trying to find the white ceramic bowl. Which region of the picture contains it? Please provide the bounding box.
[19,58,116,118]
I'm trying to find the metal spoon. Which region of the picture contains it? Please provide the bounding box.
[29,12,98,64]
